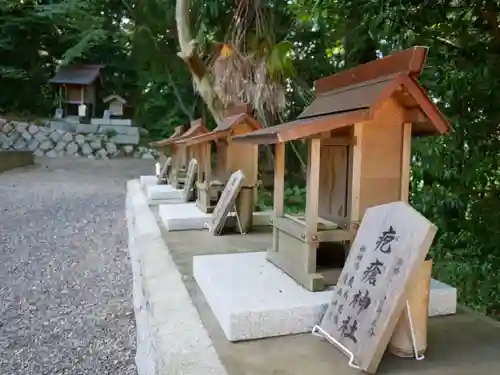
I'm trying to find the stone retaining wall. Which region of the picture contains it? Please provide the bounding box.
[0,119,158,160]
[0,151,34,172]
[126,180,227,375]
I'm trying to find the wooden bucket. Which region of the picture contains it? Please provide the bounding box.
[389,257,432,358]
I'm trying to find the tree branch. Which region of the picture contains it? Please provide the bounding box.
[165,65,194,120]
[176,0,223,125]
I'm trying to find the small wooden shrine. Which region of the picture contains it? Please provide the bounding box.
[185,104,262,232]
[170,119,209,189]
[103,94,128,118]
[150,125,186,185]
[233,46,449,291]
[49,64,105,119]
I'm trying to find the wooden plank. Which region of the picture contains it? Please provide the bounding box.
[273,216,305,241]
[209,170,245,235]
[157,157,172,183]
[317,201,437,373]
[182,158,198,202]
[319,136,356,146]
[318,142,349,226]
[358,100,405,219]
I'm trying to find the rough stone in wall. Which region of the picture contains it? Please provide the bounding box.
[0,118,158,160]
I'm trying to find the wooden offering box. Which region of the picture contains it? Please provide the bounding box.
[186,104,262,232]
[150,125,186,185]
[233,46,449,291]
[170,119,209,188]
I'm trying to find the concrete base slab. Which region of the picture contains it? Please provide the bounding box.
[159,205,273,232]
[148,198,185,206]
[160,203,211,231]
[193,251,458,342]
[146,184,183,201]
[140,175,158,188]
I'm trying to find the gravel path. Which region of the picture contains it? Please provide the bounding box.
[0,157,153,375]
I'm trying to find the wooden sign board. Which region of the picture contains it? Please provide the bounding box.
[157,157,172,184]
[318,201,437,374]
[182,158,198,202]
[209,170,245,235]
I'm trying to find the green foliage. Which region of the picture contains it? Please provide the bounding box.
[104,128,118,138]
[267,40,295,81]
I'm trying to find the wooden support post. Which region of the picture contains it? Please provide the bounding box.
[305,138,321,235]
[348,123,363,228]
[272,142,285,253]
[205,142,212,182]
[401,122,412,202]
[274,143,285,217]
[196,145,203,183]
[305,138,321,273]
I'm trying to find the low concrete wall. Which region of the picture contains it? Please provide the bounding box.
[125,180,227,375]
[0,151,34,172]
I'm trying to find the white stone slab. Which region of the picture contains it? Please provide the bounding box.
[193,252,458,342]
[429,278,457,316]
[159,205,273,232]
[140,175,158,188]
[146,184,183,201]
[91,118,132,126]
[160,203,211,231]
[251,211,273,227]
[148,198,184,206]
[111,134,140,145]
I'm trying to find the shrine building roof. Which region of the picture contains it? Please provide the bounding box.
[150,126,185,148]
[186,104,262,146]
[232,46,450,145]
[49,64,105,85]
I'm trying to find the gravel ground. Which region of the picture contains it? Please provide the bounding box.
[0,157,153,375]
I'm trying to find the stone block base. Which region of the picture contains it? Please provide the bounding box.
[140,175,158,188]
[159,205,273,232]
[146,184,183,201]
[193,252,458,342]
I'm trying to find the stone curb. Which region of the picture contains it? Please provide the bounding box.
[126,179,228,375]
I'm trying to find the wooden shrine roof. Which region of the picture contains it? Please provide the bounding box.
[185,112,262,146]
[233,46,450,145]
[172,119,209,145]
[150,126,185,148]
[103,94,127,104]
[49,64,104,85]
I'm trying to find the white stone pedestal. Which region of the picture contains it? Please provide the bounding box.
[140,175,158,188]
[159,204,273,232]
[159,203,211,231]
[193,252,458,342]
[146,184,183,203]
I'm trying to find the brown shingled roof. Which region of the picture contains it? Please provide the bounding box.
[185,112,262,146]
[233,46,450,145]
[173,119,209,145]
[150,126,185,148]
[49,64,104,85]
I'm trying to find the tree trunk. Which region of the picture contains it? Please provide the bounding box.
[176,0,223,125]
